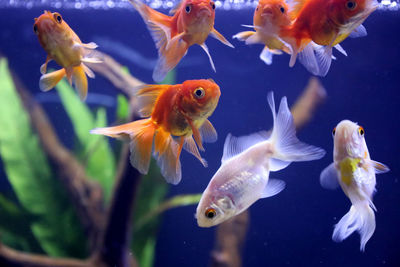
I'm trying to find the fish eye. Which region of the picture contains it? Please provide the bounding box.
[211,1,216,9]
[33,24,38,35]
[185,4,191,13]
[332,127,336,137]
[358,126,365,136]
[53,13,62,24]
[205,208,216,219]
[194,87,205,99]
[280,6,285,13]
[345,0,357,10]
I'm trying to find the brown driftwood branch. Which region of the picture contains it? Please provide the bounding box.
[210,77,327,267]
[11,72,105,252]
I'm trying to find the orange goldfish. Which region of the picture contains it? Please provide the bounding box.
[129,0,234,82]
[233,0,292,65]
[90,79,221,184]
[281,0,377,75]
[33,11,102,101]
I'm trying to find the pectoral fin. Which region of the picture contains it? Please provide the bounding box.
[200,43,216,73]
[261,179,286,198]
[211,28,234,48]
[320,163,340,190]
[39,68,66,92]
[370,160,390,174]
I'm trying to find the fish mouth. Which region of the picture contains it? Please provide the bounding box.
[261,7,273,17]
[37,17,55,33]
[197,7,212,18]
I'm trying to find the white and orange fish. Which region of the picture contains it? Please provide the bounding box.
[91,79,221,184]
[320,120,389,250]
[34,11,101,100]
[129,0,233,82]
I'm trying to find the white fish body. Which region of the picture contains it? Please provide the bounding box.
[196,92,326,227]
[320,120,389,251]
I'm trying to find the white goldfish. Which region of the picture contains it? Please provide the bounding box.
[196,92,326,227]
[320,120,389,251]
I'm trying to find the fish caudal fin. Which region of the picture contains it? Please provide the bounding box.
[91,119,156,175]
[72,65,89,101]
[333,202,376,251]
[39,68,66,92]
[267,92,326,165]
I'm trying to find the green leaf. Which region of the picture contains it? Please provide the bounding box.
[0,58,86,257]
[56,80,115,202]
[116,94,130,121]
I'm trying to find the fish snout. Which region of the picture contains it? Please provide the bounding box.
[261,6,274,17]
[197,6,212,18]
[37,17,55,33]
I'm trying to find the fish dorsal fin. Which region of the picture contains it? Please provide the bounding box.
[320,163,340,190]
[135,84,170,117]
[200,119,217,143]
[261,179,286,198]
[169,1,182,15]
[221,131,270,164]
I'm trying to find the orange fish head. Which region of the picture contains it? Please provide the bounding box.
[180,0,216,26]
[179,79,221,119]
[327,0,378,26]
[254,0,291,28]
[33,11,68,44]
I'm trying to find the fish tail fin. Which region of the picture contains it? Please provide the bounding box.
[39,68,66,92]
[267,92,325,167]
[71,65,88,101]
[129,0,183,82]
[333,201,376,251]
[153,127,182,184]
[91,119,156,175]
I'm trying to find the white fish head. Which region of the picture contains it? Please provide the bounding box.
[195,193,236,228]
[333,120,368,162]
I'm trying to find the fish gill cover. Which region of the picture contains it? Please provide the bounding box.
[1,0,399,10]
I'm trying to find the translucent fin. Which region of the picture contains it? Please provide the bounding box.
[81,57,103,64]
[199,119,217,143]
[349,24,367,38]
[320,163,340,190]
[267,92,326,162]
[298,43,319,75]
[244,32,263,45]
[332,202,375,252]
[370,160,390,174]
[199,43,216,73]
[90,119,155,175]
[183,136,207,167]
[221,131,270,164]
[269,158,291,172]
[82,63,95,79]
[81,42,98,49]
[39,68,66,92]
[232,31,255,42]
[261,179,286,198]
[334,44,347,57]
[188,119,204,151]
[260,46,274,65]
[135,84,170,117]
[72,65,88,101]
[314,45,332,77]
[210,28,235,48]
[40,56,52,74]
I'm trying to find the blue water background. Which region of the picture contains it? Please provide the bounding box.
[0,6,399,267]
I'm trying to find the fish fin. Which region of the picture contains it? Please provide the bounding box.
[267,92,326,162]
[199,119,217,143]
[314,45,332,77]
[81,42,98,49]
[298,42,320,76]
[232,31,256,42]
[169,1,182,15]
[153,128,182,184]
[221,131,270,164]
[260,46,274,65]
[199,43,216,73]
[370,160,390,174]
[40,56,52,74]
[81,57,103,64]
[349,24,367,38]
[241,24,256,29]
[153,33,188,82]
[333,201,375,252]
[187,119,204,151]
[210,28,235,48]
[183,136,207,167]
[269,158,291,172]
[260,179,286,198]
[320,162,340,190]
[334,44,347,57]
[72,65,88,101]
[287,0,307,19]
[39,68,66,92]
[81,63,95,79]
[65,67,73,85]
[243,32,263,45]
[135,84,170,117]
[91,119,156,175]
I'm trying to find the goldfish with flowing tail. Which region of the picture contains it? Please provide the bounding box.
[91,79,221,184]
[33,11,102,101]
[129,0,234,82]
[320,120,389,251]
